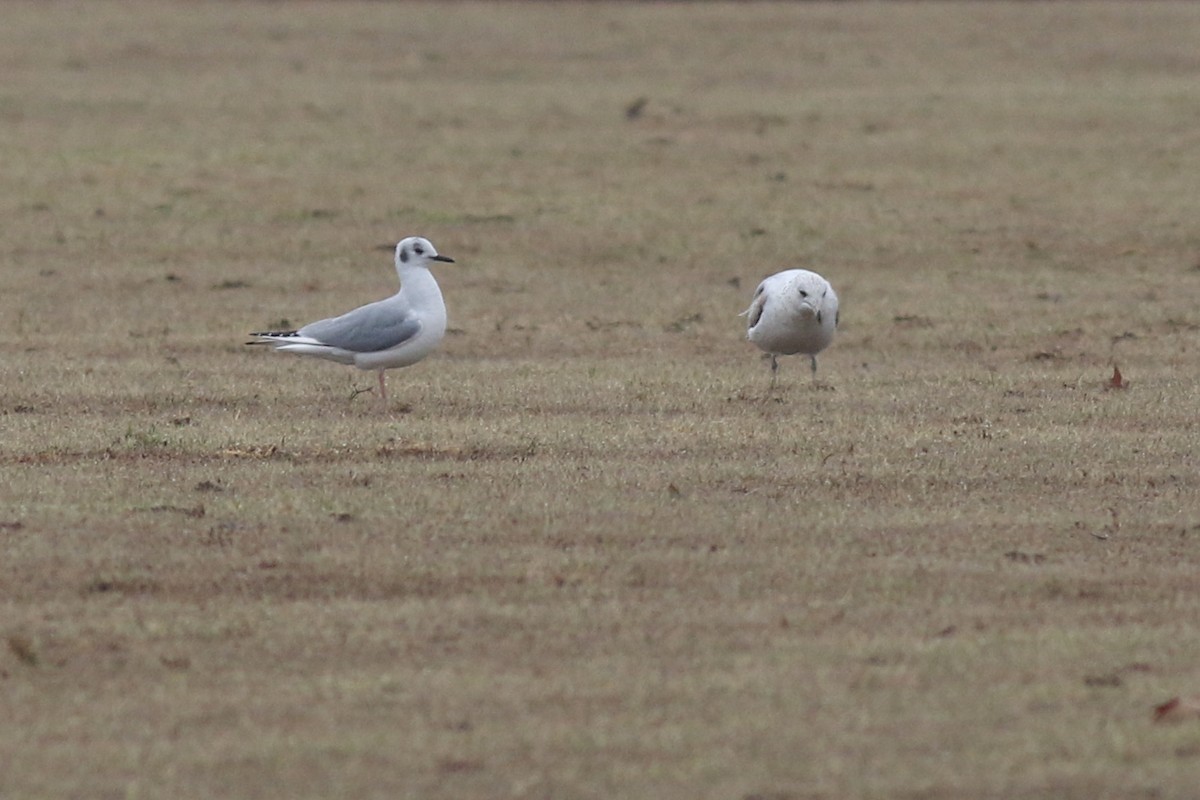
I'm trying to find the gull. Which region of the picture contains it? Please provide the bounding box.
[742,268,839,386]
[249,236,454,405]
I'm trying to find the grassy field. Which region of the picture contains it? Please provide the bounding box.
[4,2,1200,797]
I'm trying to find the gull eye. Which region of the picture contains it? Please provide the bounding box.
[414,245,425,255]
[798,289,808,298]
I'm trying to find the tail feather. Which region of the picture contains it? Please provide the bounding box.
[247,331,355,365]
[247,330,300,346]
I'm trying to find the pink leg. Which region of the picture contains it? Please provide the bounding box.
[377,370,387,408]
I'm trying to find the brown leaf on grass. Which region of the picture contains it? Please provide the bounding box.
[7,634,38,666]
[1105,365,1128,390]
[1153,696,1200,723]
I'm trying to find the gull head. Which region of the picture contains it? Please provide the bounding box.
[789,272,829,317]
[393,236,454,269]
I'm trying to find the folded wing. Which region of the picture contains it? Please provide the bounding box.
[298,298,423,353]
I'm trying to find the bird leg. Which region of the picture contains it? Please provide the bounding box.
[768,354,779,391]
[377,369,388,408]
[808,355,834,391]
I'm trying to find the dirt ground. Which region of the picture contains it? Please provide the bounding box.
[3,2,1200,798]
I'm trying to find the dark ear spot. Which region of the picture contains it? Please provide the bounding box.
[399,247,409,264]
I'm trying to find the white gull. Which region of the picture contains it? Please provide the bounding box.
[249,236,454,405]
[743,268,839,385]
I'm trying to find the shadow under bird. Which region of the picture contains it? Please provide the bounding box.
[248,236,454,405]
[743,268,839,384]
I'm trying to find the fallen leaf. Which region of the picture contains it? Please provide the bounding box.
[1153,695,1200,723]
[1105,365,1128,390]
[7,634,38,666]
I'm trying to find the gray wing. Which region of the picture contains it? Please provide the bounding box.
[298,297,422,353]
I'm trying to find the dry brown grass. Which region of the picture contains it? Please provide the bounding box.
[3,2,1200,798]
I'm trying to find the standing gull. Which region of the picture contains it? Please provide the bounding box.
[742,268,839,385]
[249,236,454,405]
